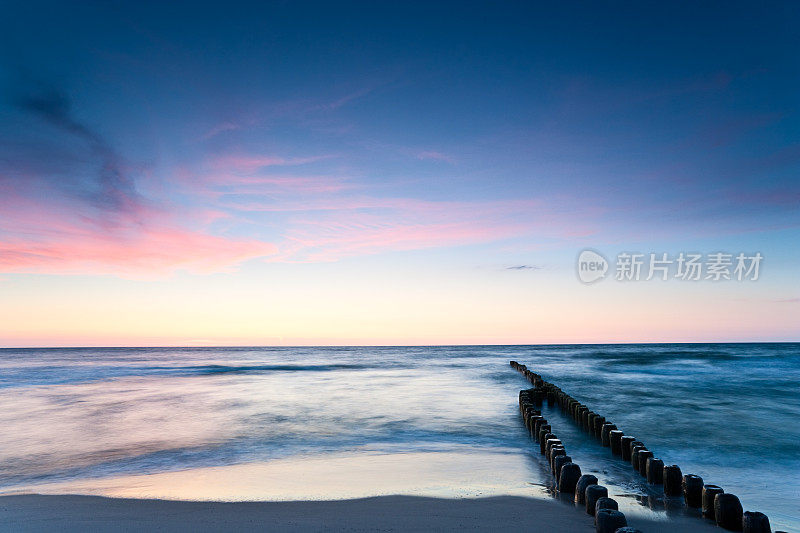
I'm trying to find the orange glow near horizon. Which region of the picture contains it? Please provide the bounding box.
[2,262,795,347]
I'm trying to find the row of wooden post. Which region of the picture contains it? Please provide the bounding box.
[519,386,632,533]
[511,361,776,533]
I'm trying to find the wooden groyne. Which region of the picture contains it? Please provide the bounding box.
[510,360,777,533]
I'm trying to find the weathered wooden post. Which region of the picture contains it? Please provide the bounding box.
[702,485,724,519]
[575,474,598,505]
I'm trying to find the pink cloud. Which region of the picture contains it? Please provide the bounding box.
[208,153,333,173]
[0,186,276,277]
[0,227,276,277]
[2,139,598,275]
[220,196,513,213]
[279,219,524,262]
[266,197,593,262]
[208,175,353,195]
[167,151,352,203]
[170,149,353,199]
[188,152,346,195]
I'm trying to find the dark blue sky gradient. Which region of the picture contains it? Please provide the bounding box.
[0,1,798,278]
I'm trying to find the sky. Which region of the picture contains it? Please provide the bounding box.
[0,2,798,346]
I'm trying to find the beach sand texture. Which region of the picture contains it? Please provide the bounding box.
[0,494,723,532]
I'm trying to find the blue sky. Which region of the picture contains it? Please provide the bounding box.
[0,2,798,345]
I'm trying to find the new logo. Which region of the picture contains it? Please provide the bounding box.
[577,249,608,284]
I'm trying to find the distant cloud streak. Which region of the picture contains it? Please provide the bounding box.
[416,151,456,163]
[506,265,541,270]
[268,198,594,262]
[208,153,335,173]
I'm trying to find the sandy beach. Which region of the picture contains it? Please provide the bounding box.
[0,494,724,532]
[2,1,797,531]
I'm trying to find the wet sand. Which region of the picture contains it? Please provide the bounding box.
[0,494,723,532]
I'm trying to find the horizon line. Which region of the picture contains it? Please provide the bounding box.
[1,340,798,349]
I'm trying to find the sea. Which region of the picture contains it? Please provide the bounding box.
[0,344,797,531]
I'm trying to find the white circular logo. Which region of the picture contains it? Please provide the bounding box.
[577,249,608,283]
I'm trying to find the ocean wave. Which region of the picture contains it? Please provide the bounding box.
[0,362,396,388]
[189,363,377,374]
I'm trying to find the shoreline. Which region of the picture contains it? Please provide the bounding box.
[0,494,723,532]
[2,345,795,530]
